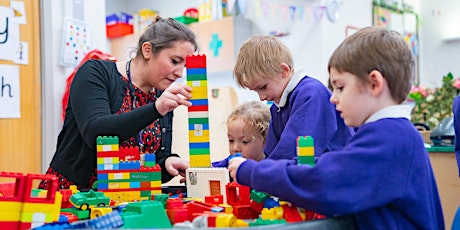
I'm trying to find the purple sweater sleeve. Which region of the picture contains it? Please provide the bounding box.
[453,95,460,176]
[237,118,443,229]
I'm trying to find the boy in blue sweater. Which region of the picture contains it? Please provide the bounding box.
[233,35,354,160]
[229,27,444,229]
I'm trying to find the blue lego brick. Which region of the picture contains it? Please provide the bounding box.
[97,173,108,180]
[87,210,124,229]
[119,161,141,170]
[263,197,280,209]
[189,142,210,149]
[145,154,156,161]
[189,124,209,130]
[189,99,208,106]
[186,67,207,75]
[97,182,108,190]
[130,181,141,188]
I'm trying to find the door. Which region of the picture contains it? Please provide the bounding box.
[0,0,41,173]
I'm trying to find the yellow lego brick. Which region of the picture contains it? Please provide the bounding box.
[236,219,249,227]
[108,182,121,189]
[187,80,207,87]
[105,191,140,203]
[189,135,210,143]
[189,129,210,138]
[150,189,162,195]
[109,172,128,180]
[189,155,211,167]
[0,201,21,221]
[97,144,119,152]
[219,204,233,214]
[191,91,208,100]
[297,146,314,156]
[216,213,238,227]
[150,180,162,188]
[119,182,130,189]
[261,206,284,220]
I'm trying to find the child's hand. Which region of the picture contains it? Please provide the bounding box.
[228,157,247,183]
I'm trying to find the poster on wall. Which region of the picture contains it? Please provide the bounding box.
[0,6,20,62]
[0,64,20,118]
[60,18,92,67]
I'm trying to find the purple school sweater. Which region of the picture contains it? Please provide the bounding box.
[265,76,354,160]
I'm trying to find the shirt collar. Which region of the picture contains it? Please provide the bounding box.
[276,70,306,108]
[365,104,412,124]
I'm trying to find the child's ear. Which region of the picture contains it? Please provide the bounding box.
[368,70,384,96]
[280,63,291,78]
[141,42,153,60]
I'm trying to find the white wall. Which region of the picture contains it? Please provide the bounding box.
[41,0,107,172]
[419,0,460,88]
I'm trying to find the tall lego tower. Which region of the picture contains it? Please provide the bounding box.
[186,55,211,167]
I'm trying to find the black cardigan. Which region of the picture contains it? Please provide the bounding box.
[50,60,177,187]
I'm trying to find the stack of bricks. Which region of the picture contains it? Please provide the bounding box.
[186,54,211,167]
[96,136,161,202]
[296,136,315,166]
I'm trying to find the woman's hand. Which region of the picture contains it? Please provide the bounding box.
[156,83,192,116]
[228,157,247,183]
[165,156,189,183]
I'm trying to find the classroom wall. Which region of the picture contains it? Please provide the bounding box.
[418,0,460,88]
[41,0,107,172]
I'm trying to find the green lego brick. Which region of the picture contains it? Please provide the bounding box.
[297,136,314,147]
[189,148,211,155]
[144,161,156,167]
[297,156,315,166]
[96,136,119,145]
[60,208,90,220]
[121,200,172,228]
[153,194,169,208]
[249,218,287,226]
[140,190,151,198]
[130,171,162,181]
[189,117,209,124]
[186,73,207,81]
[250,190,270,203]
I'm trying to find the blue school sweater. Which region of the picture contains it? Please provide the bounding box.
[237,115,444,229]
[265,74,354,160]
[453,95,460,176]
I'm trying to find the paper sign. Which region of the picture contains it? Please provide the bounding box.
[14,41,28,65]
[0,6,20,61]
[10,0,26,25]
[0,64,20,118]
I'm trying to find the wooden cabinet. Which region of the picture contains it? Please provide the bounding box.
[428,147,460,229]
[189,16,252,73]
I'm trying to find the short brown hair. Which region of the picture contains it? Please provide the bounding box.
[233,35,294,88]
[328,26,414,103]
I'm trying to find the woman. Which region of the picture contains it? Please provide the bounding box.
[40,16,198,190]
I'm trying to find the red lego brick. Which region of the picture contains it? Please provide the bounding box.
[205,195,223,205]
[226,182,251,206]
[232,205,259,219]
[186,55,206,68]
[250,200,264,213]
[187,200,214,221]
[282,204,303,223]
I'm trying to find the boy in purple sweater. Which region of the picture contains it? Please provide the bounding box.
[229,27,444,229]
[233,35,354,160]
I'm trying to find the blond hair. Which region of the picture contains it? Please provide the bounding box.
[233,35,294,88]
[328,26,414,103]
[227,101,271,141]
